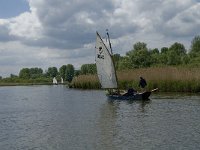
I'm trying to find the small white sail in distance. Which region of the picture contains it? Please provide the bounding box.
[53,77,58,84]
[61,77,64,84]
[95,32,118,89]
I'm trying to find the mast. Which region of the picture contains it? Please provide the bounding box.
[106,30,120,93]
[106,29,113,54]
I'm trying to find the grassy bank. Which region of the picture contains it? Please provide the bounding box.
[0,82,53,86]
[70,66,200,92]
[0,77,52,86]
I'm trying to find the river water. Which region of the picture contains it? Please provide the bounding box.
[0,85,200,150]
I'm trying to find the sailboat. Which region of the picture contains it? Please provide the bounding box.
[95,31,156,100]
[53,77,58,85]
[61,77,64,84]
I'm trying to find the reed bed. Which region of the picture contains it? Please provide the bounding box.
[71,66,200,92]
[71,75,101,89]
[118,66,200,81]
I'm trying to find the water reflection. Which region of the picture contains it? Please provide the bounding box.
[97,100,119,149]
[97,99,152,150]
[127,99,151,113]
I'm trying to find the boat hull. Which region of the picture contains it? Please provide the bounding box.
[107,91,151,100]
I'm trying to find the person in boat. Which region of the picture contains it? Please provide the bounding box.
[123,88,136,96]
[139,76,147,91]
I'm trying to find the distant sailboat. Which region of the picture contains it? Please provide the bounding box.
[53,77,58,85]
[95,31,157,100]
[61,77,64,84]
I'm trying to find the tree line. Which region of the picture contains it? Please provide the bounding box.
[1,35,200,83]
[0,64,97,83]
[114,35,200,70]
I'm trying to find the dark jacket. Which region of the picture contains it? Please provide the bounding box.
[139,77,147,88]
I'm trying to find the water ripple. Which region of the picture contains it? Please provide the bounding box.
[0,86,200,149]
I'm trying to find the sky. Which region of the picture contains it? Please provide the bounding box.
[0,0,200,77]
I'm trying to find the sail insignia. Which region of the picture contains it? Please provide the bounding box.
[95,32,118,89]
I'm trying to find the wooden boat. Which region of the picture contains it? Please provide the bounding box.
[106,89,158,100]
[95,31,157,100]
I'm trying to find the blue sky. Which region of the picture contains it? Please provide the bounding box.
[0,0,200,77]
[0,0,29,18]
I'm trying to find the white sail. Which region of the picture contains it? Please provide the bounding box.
[95,32,118,89]
[61,77,64,84]
[53,77,58,84]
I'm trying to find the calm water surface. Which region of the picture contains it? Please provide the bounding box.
[0,86,200,150]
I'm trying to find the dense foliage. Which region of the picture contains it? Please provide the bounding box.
[19,68,43,79]
[46,67,58,78]
[65,64,75,82]
[80,64,97,75]
[116,36,200,70]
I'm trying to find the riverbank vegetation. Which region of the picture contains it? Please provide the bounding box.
[1,35,200,92]
[70,67,200,92]
[0,75,52,86]
[70,35,200,92]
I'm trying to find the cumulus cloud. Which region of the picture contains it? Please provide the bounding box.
[163,3,200,37]
[4,0,200,48]
[9,12,42,39]
[0,20,16,41]
[1,0,200,76]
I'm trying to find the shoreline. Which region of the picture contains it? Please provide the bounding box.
[1,82,200,94]
[0,82,54,86]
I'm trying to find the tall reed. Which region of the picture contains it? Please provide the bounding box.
[71,75,101,89]
[71,66,200,92]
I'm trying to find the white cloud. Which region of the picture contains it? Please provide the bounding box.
[9,11,42,39]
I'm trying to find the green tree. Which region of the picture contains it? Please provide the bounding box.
[59,65,67,80]
[189,50,200,65]
[19,68,30,79]
[29,68,43,75]
[149,48,160,65]
[80,64,97,75]
[150,48,159,54]
[190,35,200,53]
[167,42,186,65]
[169,42,186,55]
[182,55,190,64]
[47,67,58,78]
[161,47,169,54]
[74,70,81,77]
[133,42,148,52]
[133,49,151,68]
[167,51,181,65]
[118,56,132,70]
[126,42,151,68]
[158,53,168,65]
[29,68,43,79]
[112,53,121,70]
[157,47,169,65]
[65,64,75,82]
[10,74,18,78]
[189,35,200,65]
